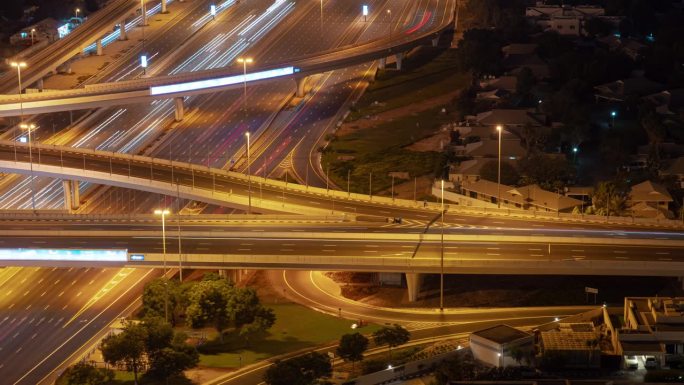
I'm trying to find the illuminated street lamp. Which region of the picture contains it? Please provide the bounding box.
[75,8,80,18]
[440,179,444,312]
[496,125,502,208]
[30,28,36,45]
[20,123,37,211]
[572,146,579,163]
[610,110,617,127]
[245,132,251,214]
[236,57,253,114]
[386,9,392,39]
[154,208,170,322]
[140,55,148,74]
[362,5,369,22]
[210,4,216,19]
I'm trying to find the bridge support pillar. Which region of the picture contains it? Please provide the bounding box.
[71,180,80,210]
[219,269,245,283]
[63,180,73,212]
[119,19,128,40]
[96,39,103,56]
[35,77,44,90]
[431,37,439,47]
[378,57,386,70]
[394,52,405,71]
[161,0,168,13]
[174,97,185,121]
[405,272,423,302]
[295,76,308,98]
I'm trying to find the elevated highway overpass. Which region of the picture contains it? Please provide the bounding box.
[0,213,683,299]
[0,0,456,118]
[1,0,169,93]
[1,140,683,231]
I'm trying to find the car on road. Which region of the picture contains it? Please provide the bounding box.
[645,356,658,369]
[624,355,638,369]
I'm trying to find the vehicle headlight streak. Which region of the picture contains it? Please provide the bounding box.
[83,0,176,53]
[192,0,236,28]
[150,66,297,95]
[2,0,296,209]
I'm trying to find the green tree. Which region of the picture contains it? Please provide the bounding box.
[264,352,332,385]
[141,316,174,359]
[101,322,148,385]
[336,333,369,371]
[372,324,410,363]
[519,154,574,191]
[479,160,520,186]
[142,278,180,325]
[185,278,233,340]
[146,344,199,380]
[239,306,276,346]
[591,181,627,217]
[63,361,114,385]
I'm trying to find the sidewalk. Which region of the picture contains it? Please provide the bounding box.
[42,0,197,90]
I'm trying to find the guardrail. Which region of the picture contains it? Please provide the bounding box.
[1,140,683,229]
[0,0,458,115]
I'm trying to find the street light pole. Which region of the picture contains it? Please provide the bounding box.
[387,9,392,40]
[154,209,170,322]
[20,123,37,211]
[440,179,444,312]
[237,57,253,115]
[245,132,251,214]
[30,29,35,45]
[496,125,502,208]
[75,8,80,18]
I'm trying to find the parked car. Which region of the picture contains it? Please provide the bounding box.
[624,355,639,369]
[645,356,658,369]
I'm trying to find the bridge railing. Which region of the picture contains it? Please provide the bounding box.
[2,140,683,229]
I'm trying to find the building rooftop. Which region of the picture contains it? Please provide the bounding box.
[541,323,598,351]
[471,324,531,345]
[629,180,673,203]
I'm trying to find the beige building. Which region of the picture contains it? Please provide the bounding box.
[628,180,673,218]
[540,323,601,368]
[616,297,684,366]
[460,179,581,212]
[525,2,606,36]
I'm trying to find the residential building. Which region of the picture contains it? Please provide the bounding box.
[662,157,684,189]
[628,180,673,218]
[470,325,534,367]
[617,297,684,365]
[540,323,601,368]
[594,77,665,103]
[525,2,606,36]
[449,159,518,184]
[460,179,581,212]
[470,109,546,128]
[643,89,684,116]
[9,18,60,45]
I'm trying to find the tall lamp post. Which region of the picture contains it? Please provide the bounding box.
[610,110,617,127]
[75,8,80,18]
[20,123,37,211]
[245,132,251,214]
[30,29,36,45]
[236,57,253,115]
[154,208,170,322]
[386,9,392,39]
[440,179,444,311]
[496,125,502,208]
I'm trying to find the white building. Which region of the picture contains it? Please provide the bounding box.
[470,324,534,367]
[526,2,606,36]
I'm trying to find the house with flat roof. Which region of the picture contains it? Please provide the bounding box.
[540,323,601,368]
[617,297,684,365]
[628,180,673,218]
[525,2,606,36]
[470,325,534,367]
